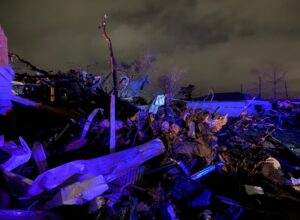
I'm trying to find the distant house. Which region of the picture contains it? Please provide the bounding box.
[289,99,300,105]
[187,92,272,117]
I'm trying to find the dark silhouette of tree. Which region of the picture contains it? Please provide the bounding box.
[265,64,286,100]
[178,84,195,100]
[248,64,287,99]
[158,67,184,117]
[120,50,157,80]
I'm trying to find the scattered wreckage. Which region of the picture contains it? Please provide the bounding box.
[1,22,300,220]
[1,84,300,219]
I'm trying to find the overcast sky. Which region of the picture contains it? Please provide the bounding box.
[1,0,300,98]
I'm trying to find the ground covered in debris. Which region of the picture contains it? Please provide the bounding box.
[1,71,300,220]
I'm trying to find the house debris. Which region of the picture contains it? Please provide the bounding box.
[0,23,300,220]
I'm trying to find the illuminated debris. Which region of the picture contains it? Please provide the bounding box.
[0,26,14,115]
[190,162,225,181]
[0,66,15,115]
[204,114,228,132]
[149,94,165,114]
[1,170,33,196]
[81,108,103,138]
[120,75,149,98]
[0,210,44,220]
[22,139,165,199]
[108,166,144,194]
[244,185,264,195]
[63,138,87,152]
[46,175,109,207]
[187,120,196,138]
[170,158,190,176]
[0,136,31,171]
[31,142,47,173]
[0,25,8,66]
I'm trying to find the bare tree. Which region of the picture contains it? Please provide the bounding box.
[99,14,118,97]
[178,84,195,100]
[284,80,289,99]
[120,49,157,80]
[248,68,263,98]
[248,64,287,99]
[265,64,286,100]
[158,67,185,116]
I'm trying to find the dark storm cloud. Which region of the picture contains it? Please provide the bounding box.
[0,0,300,97]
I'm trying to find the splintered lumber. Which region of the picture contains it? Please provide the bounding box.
[110,94,116,153]
[32,142,48,173]
[22,139,165,198]
[0,136,31,171]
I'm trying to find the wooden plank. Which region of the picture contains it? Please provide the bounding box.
[22,139,165,199]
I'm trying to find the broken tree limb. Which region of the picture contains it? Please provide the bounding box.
[100,14,118,97]
[9,52,50,75]
[22,138,165,199]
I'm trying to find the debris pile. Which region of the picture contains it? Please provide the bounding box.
[1,85,300,219]
[1,20,300,220]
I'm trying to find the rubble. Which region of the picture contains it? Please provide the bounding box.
[1,80,300,219]
[0,23,300,220]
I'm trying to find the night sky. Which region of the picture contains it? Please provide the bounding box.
[1,0,300,98]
